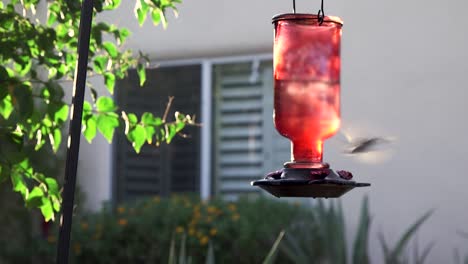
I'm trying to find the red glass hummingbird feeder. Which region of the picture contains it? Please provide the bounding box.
[252,2,370,198]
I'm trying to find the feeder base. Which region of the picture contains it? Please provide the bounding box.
[251,169,370,198]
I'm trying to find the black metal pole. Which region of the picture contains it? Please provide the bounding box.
[56,0,94,263]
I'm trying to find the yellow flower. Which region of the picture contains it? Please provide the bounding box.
[118,218,128,226]
[205,216,213,223]
[188,228,196,236]
[189,218,197,225]
[153,196,160,203]
[209,228,217,236]
[47,235,56,243]
[80,222,89,230]
[207,206,217,214]
[73,243,81,255]
[231,213,240,221]
[117,206,125,214]
[228,203,237,212]
[175,226,184,234]
[199,236,209,246]
[193,211,201,219]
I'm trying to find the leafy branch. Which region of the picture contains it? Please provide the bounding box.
[0,0,186,221]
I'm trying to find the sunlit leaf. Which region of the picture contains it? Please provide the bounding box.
[151,8,161,26]
[94,56,107,74]
[26,186,45,208]
[83,115,97,143]
[127,125,146,153]
[103,72,116,94]
[137,63,146,86]
[11,172,28,198]
[102,41,118,58]
[49,127,61,152]
[54,104,69,123]
[0,94,14,119]
[97,113,120,143]
[96,96,117,112]
[45,177,60,197]
[40,197,54,222]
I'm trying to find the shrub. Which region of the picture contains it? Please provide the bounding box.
[41,195,313,264]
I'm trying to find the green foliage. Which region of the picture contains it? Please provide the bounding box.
[281,197,433,264]
[31,195,308,263]
[0,0,193,220]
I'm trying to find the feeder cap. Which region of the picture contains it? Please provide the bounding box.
[272,13,343,26]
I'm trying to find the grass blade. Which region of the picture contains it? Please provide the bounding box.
[415,241,434,264]
[389,210,433,262]
[352,196,371,264]
[263,230,285,264]
[168,234,176,264]
[205,242,215,264]
[179,234,187,264]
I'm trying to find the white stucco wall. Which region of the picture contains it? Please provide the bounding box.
[77,0,468,262]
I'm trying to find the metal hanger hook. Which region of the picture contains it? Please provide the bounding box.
[317,0,325,25]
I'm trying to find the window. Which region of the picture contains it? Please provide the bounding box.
[113,56,289,203]
[114,65,201,203]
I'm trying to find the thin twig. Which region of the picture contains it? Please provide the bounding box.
[162,96,174,122]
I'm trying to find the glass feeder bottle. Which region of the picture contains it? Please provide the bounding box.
[273,14,343,168]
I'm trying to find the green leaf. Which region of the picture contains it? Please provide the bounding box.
[11,172,28,198]
[54,104,69,123]
[96,96,117,112]
[102,41,118,58]
[83,115,97,143]
[103,72,116,94]
[35,129,46,151]
[26,186,45,208]
[151,9,161,26]
[47,10,57,26]
[135,7,147,26]
[103,0,121,10]
[45,177,60,197]
[97,113,120,143]
[137,63,146,86]
[0,94,14,119]
[51,196,61,212]
[83,101,93,115]
[127,113,138,125]
[141,112,162,126]
[166,124,178,143]
[127,125,146,153]
[40,197,54,222]
[49,127,61,152]
[119,28,130,43]
[94,56,107,74]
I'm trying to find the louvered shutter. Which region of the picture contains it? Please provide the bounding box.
[114,65,201,203]
[213,61,289,199]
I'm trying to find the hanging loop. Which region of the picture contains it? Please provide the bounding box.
[317,0,325,25]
